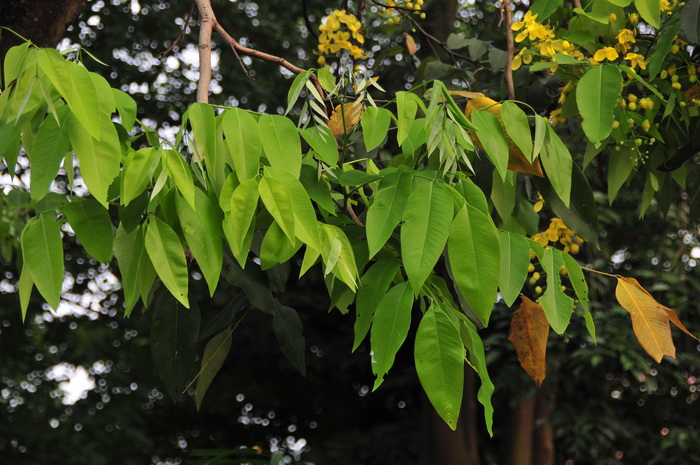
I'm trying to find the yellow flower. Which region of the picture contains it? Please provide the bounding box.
[593,46,619,62]
[615,29,635,54]
[534,193,545,212]
[624,53,647,70]
[512,11,539,31]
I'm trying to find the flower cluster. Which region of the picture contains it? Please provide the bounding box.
[317,10,366,64]
[531,218,583,254]
[384,0,426,24]
[511,12,584,72]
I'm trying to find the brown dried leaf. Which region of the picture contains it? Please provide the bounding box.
[403,33,417,55]
[662,306,700,342]
[615,276,675,363]
[465,97,544,177]
[509,296,549,388]
[328,101,364,137]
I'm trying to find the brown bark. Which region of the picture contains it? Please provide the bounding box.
[0,0,86,64]
[505,396,535,465]
[532,384,555,465]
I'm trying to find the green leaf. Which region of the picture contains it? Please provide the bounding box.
[225,178,259,262]
[530,0,565,20]
[121,147,160,206]
[37,49,101,139]
[272,305,306,376]
[366,170,413,258]
[415,304,465,431]
[498,231,531,307]
[145,217,189,308]
[648,13,681,80]
[353,259,400,352]
[679,0,700,45]
[534,163,599,247]
[448,205,500,326]
[89,73,116,116]
[188,102,217,164]
[561,252,595,341]
[501,101,533,161]
[67,113,121,208]
[491,170,516,222]
[301,125,338,166]
[576,65,622,144]
[195,327,233,410]
[453,177,489,215]
[177,189,224,296]
[320,224,358,290]
[113,89,137,132]
[608,147,635,204]
[20,215,63,309]
[401,182,453,293]
[258,176,295,243]
[538,248,574,334]
[3,41,32,87]
[150,292,200,401]
[223,108,261,182]
[260,222,301,269]
[286,70,313,114]
[163,149,196,210]
[19,264,33,322]
[633,0,660,28]
[63,198,114,263]
[114,224,145,315]
[29,105,71,202]
[300,164,336,215]
[540,125,572,207]
[259,114,302,177]
[371,281,414,390]
[396,91,419,146]
[265,167,321,247]
[470,110,509,180]
[361,106,392,152]
[458,315,495,436]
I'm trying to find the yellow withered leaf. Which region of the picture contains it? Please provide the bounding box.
[465,97,545,178]
[615,276,675,363]
[662,305,700,343]
[509,296,549,389]
[328,101,364,137]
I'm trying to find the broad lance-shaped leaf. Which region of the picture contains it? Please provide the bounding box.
[561,252,595,342]
[366,170,413,258]
[415,304,465,431]
[114,224,146,316]
[121,147,160,206]
[145,217,190,308]
[498,231,530,307]
[509,296,549,388]
[259,114,302,177]
[63,198,114,263]
[20,215,64,310]
[633,0,660,29]
[615,276,675,362]
[258,176,295,244]
[538,248,573,334]
[273,305,306,376]
[225,178,259,264]
[467,109,508,180]
[320,223,358,290]
[300,125,338,167]
[361,106,392,152]
[164,149,196,210]
[371,281,414,390]
[29,105,71,202]
[353,259,400,352]
[401,182,453,293]
[195,327,233,411]
[576,65,623,145]
[540,125,572,207]
[458,314,494,436]
[223,107,261,182]
[188,102,216,164]
[150,293,200,401]
[396,91,419,146]
[448,204,500,326]
[177,189,223,296]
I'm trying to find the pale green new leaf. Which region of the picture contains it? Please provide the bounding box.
[576,65,622,144]
[145,217,190,308]
[361,106,392,151]
[371,281,414,390]
[538,248,574,334]
[353,259,400,352]
[223,108,261,182]
[259,114,302,177]
[448,205,500,326]
[20,215,64,309]
[633,0,660,28]
[320,224,358,290]
[122,147,161,206]
[415,304,465,431]
[401,182,453,293]
[195,327,233,410]
[498,231,530,307]
[113,89,137,132]
[366,170,413,258]
[163,149,196,210]
[63,198,114,263]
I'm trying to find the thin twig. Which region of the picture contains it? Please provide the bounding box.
[160,3,195,60]
[502,0,516,100]
[302,0,319,40]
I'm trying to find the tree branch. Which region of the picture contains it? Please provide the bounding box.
[160,3,195,60]
[502,0,516,100]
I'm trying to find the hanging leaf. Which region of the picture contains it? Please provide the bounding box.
[538,248,574,334]
[145,217,190,308]
[396,92,419,145]
[615,277,676,362]
[114,224,146,315]
[223,108,261,182]
[498,231,531,307]
[415,304,465,431]
[259,114,302,177]
[188,102,217,164]
[361,106,392,152]
[272,305,307,376]
[458,314,495,435]
[328,100,364,137]
[20,215,63,310]
[366,170,413,258]
[663,306,700,342]
[539,125,572,207]
[509,296,549,388]
[353,259,400,352]
[121,147,161,206]
[163,149,196,210]
[371,281,414,390]
[225,178,259,262]
[195,326,233,411]
[29,105,71,202]
[63,198,114,263]
[576,65,623,145]
[467,108,509,180]
[561,252,595,341]
[258,176,296,244]
[401,182,453,292]
[150,293,200,401]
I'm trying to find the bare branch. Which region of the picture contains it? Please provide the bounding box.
[194,0,214,103]
[502,0,516,100]
[160,3,195,60]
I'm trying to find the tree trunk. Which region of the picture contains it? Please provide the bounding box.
[0,0,86,64]
[505,396,535,465]
[532,383,555,465]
